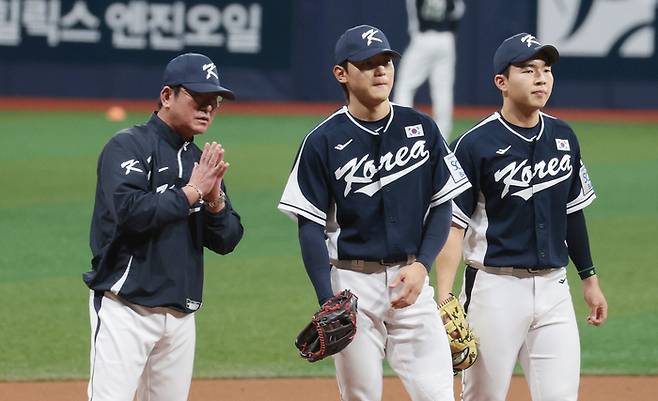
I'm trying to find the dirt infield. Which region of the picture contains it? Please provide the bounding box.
[2,97,658,123]
[1,376,656,401]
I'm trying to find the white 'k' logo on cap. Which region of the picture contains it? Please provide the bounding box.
[202,63,218,80]
[362,29,382,46]
[520,34,541,47]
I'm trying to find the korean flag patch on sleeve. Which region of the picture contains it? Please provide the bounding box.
[444,153,466,182]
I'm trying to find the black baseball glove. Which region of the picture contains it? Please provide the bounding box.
[295,289,358,362]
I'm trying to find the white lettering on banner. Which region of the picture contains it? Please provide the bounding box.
[185,4,222,47]
[334,140,430,198]
[1,0,101,46]
[104,1,262,52]
[538,0,656,58]
[0,1,263,54]
[494,154,572,200]
[224,3,261,53]
[106,2,149,49]
[148,1,185,51]
[59,0,100,43]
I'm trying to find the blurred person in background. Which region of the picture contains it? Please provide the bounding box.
[83,53,243,401]
[394,0,466,141]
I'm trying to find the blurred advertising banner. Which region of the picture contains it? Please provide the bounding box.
[0,0,292,67]
[537,0,658,79]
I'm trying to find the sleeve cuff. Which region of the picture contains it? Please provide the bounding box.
[577,266,597,280]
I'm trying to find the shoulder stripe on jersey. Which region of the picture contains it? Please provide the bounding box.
[540,111,558,119]
[453,113,499,152]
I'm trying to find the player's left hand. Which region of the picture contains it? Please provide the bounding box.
[582,275,608,326]
[389,262,427,309]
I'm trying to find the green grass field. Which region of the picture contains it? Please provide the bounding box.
[0,110,656,380]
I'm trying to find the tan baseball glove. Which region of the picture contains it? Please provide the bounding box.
[439,294,478,372]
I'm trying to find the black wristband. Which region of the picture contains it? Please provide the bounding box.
[577,266,596,280]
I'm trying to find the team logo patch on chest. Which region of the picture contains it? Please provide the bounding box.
[404,124,424,138]
[494,154,573,200]
[556,138,570,151]
[334,140,430,197]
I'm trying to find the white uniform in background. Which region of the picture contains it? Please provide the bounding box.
[394,0,466,141]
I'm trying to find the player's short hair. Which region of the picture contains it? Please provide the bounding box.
[156,85,182,111]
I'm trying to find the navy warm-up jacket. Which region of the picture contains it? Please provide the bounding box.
[84,113,243,313]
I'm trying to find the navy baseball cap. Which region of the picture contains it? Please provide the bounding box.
[162,53,235,100]
[334,25,401,65]
[493,33,560,75]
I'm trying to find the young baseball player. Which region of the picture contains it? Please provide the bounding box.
[278,25,471,401]
[394,0,466,140]
[83,53,243,401]
[435,33,609,401]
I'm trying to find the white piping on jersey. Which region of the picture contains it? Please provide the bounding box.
[342,104,395,136]
[453,113,499,151]
[177,142,189,178]
[451,201,469,228]
[495,112,545,142]
[110,255,133,295]
[463,191,488,266]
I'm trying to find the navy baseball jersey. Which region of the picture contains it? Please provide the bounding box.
[84,114,243,312]
[407,0,465,33]
[451,111,595,269]
[278,104,471,261]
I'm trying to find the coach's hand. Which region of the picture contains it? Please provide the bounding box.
[196,142,227,191]
[582,275,608,326]
[389,262,427,309]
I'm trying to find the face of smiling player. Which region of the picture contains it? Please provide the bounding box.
[334,52,395,119]
[495,57,554,121]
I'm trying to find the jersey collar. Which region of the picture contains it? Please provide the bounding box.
[494,111,545,142]
[148,113,191,149]
[342,104,395,136]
